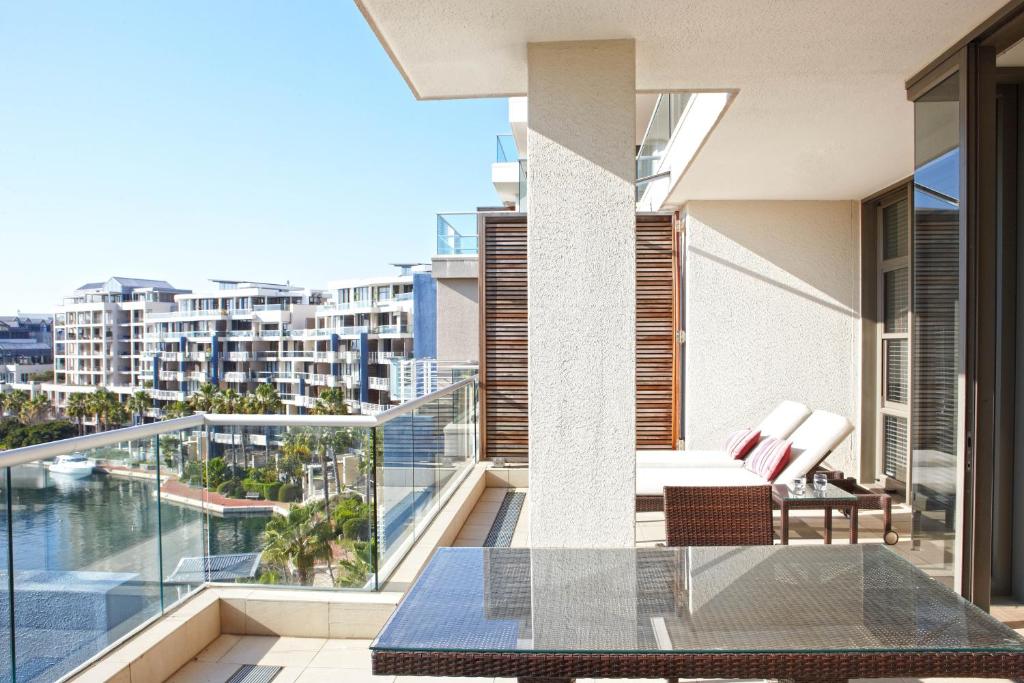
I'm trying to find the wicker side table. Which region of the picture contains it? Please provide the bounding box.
[771,482,859,544]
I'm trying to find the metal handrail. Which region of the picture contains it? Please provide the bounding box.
[0,414,204,468]
[0,376,478,468]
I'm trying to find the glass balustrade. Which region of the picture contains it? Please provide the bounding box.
[0,377,477,681]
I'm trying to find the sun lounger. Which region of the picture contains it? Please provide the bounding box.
[636,400,812,469]
[636,410,854,511]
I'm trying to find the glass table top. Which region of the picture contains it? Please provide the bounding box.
[772,482,858,503]
[372,546,1024,655]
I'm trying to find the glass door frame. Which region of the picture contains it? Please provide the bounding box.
[908,43,997,607]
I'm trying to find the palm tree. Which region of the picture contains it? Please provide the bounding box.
[87,388,119,431]
[126,390,153,425]
[261,504,335,585]
[187,382,219,413]
[164,400,193,419]
[249,383,283,468]
[212,388,243,473]
[1,390,29,419]
[19,394,51,425]
[310,388,348,416]
[65,392,90,435]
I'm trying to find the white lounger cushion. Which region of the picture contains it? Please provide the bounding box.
[635,450,743,468]
[636,401,811,469]
[635,409,855,496]
[773,410,854,482]
[636,465,766,495]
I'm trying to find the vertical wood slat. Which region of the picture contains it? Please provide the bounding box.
[636,213,677,450]
[481,214,529,462]
[479,212,678,461]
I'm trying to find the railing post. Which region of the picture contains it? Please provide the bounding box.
[5,467,15,683]
[154,434,165,612]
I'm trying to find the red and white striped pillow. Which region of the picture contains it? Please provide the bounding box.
[743,436,792,481]
[723,428,761,460]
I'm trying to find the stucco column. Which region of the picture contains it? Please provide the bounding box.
[527,40,636,547]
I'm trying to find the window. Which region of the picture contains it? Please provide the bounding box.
[880,196,911,482]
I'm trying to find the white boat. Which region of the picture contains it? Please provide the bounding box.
[47,453,96,479]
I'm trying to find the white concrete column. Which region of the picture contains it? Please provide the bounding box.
[527,40,636,547]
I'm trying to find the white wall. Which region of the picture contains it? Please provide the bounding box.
[527,40,636,547]
[435,279,478,362]
[684,201,861,475]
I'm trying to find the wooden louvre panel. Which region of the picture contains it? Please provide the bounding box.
[480,212,678,461]
[636,213,677,450]
[481,213,529,462]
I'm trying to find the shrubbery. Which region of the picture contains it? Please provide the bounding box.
[277,482,302,502]
[342,517,369,541]
[0,418,76,450]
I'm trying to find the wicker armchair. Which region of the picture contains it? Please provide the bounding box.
[664,485,774,547]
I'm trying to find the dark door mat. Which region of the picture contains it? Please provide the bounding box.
[483,491,526,547]
[226,664,284,683]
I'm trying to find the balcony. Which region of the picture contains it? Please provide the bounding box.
[436,213,478,256]
[0,377,479,681]
[491,134,521,208]
[368,375,389,391]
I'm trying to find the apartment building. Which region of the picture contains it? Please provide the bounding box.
[141,279,326,410]
[49,277,186,411]
[0,314,53,386]
[44,267,431,417]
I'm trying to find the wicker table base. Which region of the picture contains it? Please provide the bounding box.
[373,648,1024,682]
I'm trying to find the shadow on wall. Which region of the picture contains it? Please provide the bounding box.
[688,201,859,311]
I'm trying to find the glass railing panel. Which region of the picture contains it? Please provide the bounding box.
[375,416,417,577]
[496,134,518,163]
[201,424,376,590]
[436,213,479,256]
[373,379,478,583]
[10,437,165,682]
[157,425,210,601]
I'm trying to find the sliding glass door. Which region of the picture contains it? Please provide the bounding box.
[911,72,964,590]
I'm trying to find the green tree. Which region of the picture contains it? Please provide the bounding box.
[1,390,29,419]
[126,390,153,425]
[187,382,219,413]
[310,388,348,416]
[337,540,375,588]
[87,388,122,431]
[164,400,193,419]
[261,503,335,585]
[19,394,52,426]
[64,392,90,435]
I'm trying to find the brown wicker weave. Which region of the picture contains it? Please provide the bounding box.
[372,648,1024,682]
[831,476,899,545]
[664,485,773,547]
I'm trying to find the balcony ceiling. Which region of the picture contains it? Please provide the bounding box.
[356,0,1006,200]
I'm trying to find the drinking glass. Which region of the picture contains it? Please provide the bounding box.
[791,476,806,495]
[813,472,828,492]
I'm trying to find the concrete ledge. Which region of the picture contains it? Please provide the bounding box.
[65,586,402,682]
[217,586,402,639]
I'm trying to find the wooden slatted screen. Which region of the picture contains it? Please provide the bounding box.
[635,213,678,450]
[480,214,529,462]
[479,212,678,461]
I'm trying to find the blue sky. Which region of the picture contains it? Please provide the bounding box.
[0,2,507,312]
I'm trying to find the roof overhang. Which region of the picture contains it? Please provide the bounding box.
[356,0,1007,201]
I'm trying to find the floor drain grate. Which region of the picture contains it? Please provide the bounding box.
[226,664,283,683]
[483,491,526,547]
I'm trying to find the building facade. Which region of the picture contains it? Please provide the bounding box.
[0,314,54,386]
[47,268,433,418]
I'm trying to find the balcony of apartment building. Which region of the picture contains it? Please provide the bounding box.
[13,4,1024,683]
